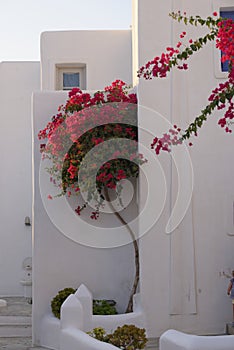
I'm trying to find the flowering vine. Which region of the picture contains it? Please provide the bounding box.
[137,12,220,80]
[138,12,233,154]
[38,80,146,219]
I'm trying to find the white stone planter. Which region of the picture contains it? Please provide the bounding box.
[40,284,146,350]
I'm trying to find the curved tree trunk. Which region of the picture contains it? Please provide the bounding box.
[103,187,140,313]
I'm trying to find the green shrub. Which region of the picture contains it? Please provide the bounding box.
[87,327,107,342]
[51,288,117,318]
[88,324,148,350]
[93,300,117,315]
[51,287,76,319]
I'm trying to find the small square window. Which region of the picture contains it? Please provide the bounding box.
[63,73,80,90]
[56,64,86,90]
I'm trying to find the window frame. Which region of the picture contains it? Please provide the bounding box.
[55,63,86,90]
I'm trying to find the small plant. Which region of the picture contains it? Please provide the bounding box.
[88,324,148,350]
[93,299,117,315]
[87,327,107,342]
[51,288,118,319]
[51,287,76,319]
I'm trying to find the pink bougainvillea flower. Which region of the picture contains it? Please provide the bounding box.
[75,206,82,215]
[116,169,127,181]
[38,80,146,218]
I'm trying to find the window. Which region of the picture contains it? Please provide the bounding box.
[220,9,234,72]
[56,64,86,90]
[63,72,80,90]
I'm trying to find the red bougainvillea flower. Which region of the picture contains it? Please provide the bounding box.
[139,12,233,155]
[216,19,234,66]
[38,80,147,219]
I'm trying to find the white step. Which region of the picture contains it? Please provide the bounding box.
[0,315,31,337]
[146,337,159,349]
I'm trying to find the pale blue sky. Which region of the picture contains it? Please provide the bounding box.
[0,0,132,62]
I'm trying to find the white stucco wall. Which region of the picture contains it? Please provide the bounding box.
[136,0,234,337]
[0,27,135,344]
[0,61,40,295]
[40,30,132,91]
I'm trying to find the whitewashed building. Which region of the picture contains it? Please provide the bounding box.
[0,0,233,347]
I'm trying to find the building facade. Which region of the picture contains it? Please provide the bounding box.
[0,0,233,345]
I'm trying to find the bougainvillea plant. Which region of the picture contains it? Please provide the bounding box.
[38,80,146,219]
[138,12,233,154]
[38,80,146,313]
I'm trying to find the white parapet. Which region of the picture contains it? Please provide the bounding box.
[75,284,146,333]
[60,328,120,350]
[40,314,60,350]
[40,284,146,350]
[160,329,234,350]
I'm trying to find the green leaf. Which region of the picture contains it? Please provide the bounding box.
[220,96,226,103]
[181,51,188,59]
[190,44,197,51]
[198,38,204,45]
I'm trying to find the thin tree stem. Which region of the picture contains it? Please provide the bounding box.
[103,187,140,313]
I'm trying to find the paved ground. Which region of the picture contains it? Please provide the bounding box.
[0,297,31,317]
[0,337,34,349]
[0,337,158,350]
[0,297,37,349]
[0,336,158,350]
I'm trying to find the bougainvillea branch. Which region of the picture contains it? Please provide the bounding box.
[137,12,219,80]
[139,12,234,154]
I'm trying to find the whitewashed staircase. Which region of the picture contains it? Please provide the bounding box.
[0,315,31,337]
[0,297,31,337]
